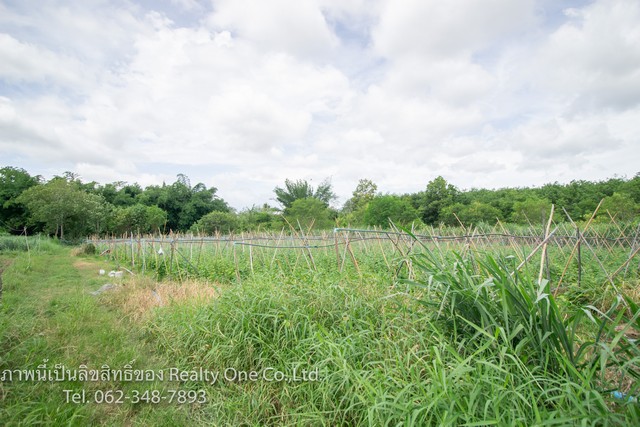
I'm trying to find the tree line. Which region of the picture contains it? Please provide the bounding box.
[1,166,638,240]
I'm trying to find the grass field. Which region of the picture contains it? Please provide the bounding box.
[1,231,639,426]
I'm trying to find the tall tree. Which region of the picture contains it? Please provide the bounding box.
[340,179,378,225]
[274,178,336,210]
[418,176,459,225]
[17,177,107,239]
[343,179,378,213]
[0,166,41,233]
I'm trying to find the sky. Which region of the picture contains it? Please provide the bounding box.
[1,0,639,210]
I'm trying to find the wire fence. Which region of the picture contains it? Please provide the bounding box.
[88,205,640,289]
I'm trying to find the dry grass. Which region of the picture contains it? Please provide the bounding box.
[72,259,99,271]
[101,275,222,322]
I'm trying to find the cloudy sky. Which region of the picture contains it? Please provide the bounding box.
[1,0,639,209]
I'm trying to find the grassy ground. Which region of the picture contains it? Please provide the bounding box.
[0,244,196,425]
[1,238,639,425]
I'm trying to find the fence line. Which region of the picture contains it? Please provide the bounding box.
[89,213,640,289]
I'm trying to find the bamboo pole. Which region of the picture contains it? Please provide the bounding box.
[538,205,555,285]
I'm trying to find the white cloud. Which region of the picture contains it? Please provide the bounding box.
[206,0,339,58]
[528,0,640,112]
[372,0,536,59]
[0,34,83,84]
[1,0,639,209]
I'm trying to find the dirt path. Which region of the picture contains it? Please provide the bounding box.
[0,249,194,426]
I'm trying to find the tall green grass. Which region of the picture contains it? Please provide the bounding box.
[145,255,639,425]
[86,228,640,424]
[0,235,60,253]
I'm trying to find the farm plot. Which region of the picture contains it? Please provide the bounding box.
[80,219,640,425]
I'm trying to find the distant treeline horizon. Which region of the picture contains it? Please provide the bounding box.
[1,166,638,240]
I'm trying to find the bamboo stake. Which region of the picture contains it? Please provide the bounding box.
[538,205,555,285]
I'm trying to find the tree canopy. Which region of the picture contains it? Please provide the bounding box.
[1,165,638,237]
[274,178,336,210]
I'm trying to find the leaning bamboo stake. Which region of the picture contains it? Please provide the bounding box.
[538,205,555,285]
[513,226,559,274]
[610,244,640,281]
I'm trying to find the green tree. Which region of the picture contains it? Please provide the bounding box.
[136,175,229,232]
[340,179,378,226]
[17,178,107,239]
[418,176,458,225]
[274,178,336,210]
[0,166,41,233]
[511,198,553,225]
[191,211,239,235]
[364,195,420,227]
[599,192,638,222]
[622,172,640,204]
[111,204,168,235]
[284,198,334,230]
[440,201,502,226]
[146,205,168,233]
[237,205,280,231]
[178,183,230,230]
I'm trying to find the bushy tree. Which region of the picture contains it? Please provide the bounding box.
[599,192,638,222]
[284,198,334,230]
[511,198,553,225]
[111,204,167,235]
[178,183,229,230]
[17,177,107,239]
[0,166,41,233]
[417,176,459,225]
[341,178,378,225]
[135,175,230,231]
[364,195,420,227]
[622,172,640,204]
[440,202,502,226]
[237,205,281,231]
[274,178,336,210]
[191,211,239,235]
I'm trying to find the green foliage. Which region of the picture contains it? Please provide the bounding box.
[2,165,639,240]
[440,201,502,226]
[111,204,168,235]
[417,176,459,224]
[0,166,40,232]
[0,235,59,252]
[16,177,107,240]
[284,197,334,230]
[203,258,237,283]
[405,236,640,414]
[237,205,281,231]
[135,176,229,232]
[623,172,640,203]
[364,195,420,227]
[274,178,336,210]
[342,178,377,214]
[599,192,638,221]
[340,178,378,226]
[191,211,239,234]
[511,197,553,224]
